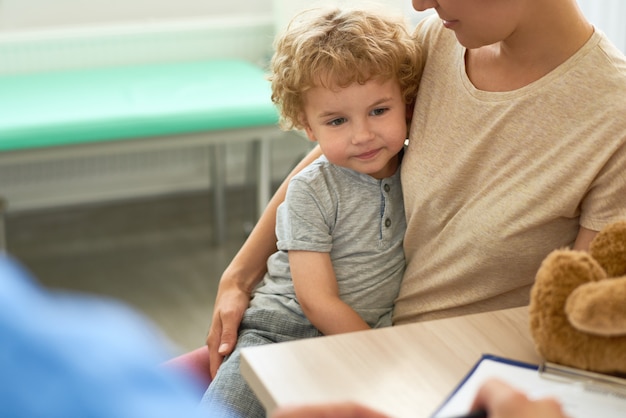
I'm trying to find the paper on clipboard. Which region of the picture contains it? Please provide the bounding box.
[430,354,626,418]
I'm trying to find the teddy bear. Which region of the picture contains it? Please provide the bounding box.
[529,219,626,375]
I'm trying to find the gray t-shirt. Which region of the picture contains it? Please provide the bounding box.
[251,155,406,329]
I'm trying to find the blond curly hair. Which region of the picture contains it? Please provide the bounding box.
[269,6,423,131]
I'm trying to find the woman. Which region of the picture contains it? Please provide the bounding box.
[206,0,626,379]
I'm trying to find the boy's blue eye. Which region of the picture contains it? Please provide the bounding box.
[371,107,388,116]
[328,117,347,126]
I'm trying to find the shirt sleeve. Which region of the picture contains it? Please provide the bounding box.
[581,138,626,231]
[276,176,334,253]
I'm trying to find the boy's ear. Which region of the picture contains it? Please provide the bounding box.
[304,126,317,142]
[300,116,318,142]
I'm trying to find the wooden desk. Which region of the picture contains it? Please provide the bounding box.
[240,306,542,418]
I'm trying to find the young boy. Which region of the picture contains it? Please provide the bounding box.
[201,6,422,417]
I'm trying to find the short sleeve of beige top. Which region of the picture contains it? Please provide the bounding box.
[395,15,626,324]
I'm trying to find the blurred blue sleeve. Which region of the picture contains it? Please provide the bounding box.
[0,254,213,418]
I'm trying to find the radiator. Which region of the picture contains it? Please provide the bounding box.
[0,132,311,212]
[0,15,275,74]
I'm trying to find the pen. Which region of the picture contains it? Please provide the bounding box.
[441,409,487,418]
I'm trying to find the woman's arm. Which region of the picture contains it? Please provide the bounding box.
[206,144,322,378]
[289,250,370,335]
[572,225,598,251]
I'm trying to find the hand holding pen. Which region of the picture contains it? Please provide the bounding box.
[465,378,568,418]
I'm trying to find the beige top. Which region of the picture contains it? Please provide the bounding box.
[395,16,626,324]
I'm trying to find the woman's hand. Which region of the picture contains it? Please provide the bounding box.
[205,276,252,379]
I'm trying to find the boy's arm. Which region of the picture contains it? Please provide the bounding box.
[289,250,370,335]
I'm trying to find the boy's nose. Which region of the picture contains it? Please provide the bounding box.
[352,122,375,144]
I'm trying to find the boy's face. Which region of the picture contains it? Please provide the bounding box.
[302,78,407,179]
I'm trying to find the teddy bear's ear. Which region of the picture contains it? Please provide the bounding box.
[590,220,626,277]
[565,277,626,337]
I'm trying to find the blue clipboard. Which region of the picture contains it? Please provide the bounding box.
[430,353,626,418]
[430,354,538,417]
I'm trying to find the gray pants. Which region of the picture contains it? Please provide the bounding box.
[200,307,322,417]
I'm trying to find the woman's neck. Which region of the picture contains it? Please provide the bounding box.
[465,0,593,92]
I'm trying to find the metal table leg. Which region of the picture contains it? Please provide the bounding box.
[209,143,226,245]
[0,196,7,252]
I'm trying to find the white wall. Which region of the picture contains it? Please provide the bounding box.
[0,0,431,33]
[578,0,626,53]
[3,1,622,53]
[0,0,272,30]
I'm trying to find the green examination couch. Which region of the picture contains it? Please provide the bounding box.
[0,59,282,250]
